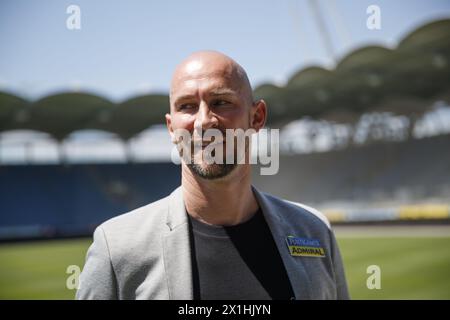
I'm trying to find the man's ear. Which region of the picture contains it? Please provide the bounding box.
[165,113,175,142]
[251,99,267,132]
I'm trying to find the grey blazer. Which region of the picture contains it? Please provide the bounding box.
[76,186,349,300]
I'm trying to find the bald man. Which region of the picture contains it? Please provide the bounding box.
[76,51,349,300]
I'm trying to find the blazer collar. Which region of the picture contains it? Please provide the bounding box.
[163,186,193,299]
[166,186,188,230]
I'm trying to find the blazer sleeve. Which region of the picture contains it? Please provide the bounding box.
[329,230,350,300]
[76,226,118,300]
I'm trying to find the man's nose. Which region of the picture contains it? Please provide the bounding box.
[194,101,219,132]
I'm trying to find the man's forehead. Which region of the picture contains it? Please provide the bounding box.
[171,73,240,98]
[181,58,233,77]
[172,62,235,86]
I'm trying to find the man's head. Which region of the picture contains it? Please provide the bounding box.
[166,50,266,180]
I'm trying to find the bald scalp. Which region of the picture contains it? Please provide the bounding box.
[170,50,254,108]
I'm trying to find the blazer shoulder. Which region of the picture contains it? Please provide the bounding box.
[89,192,174,268]
[261,191,331,230]
[98,192,171,235]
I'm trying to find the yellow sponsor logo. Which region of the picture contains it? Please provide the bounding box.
[288,245,326,257]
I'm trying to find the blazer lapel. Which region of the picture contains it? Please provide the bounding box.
[162,186,193,300]
[252,186,313,300]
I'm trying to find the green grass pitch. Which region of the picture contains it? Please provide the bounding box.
[0,236,449,299]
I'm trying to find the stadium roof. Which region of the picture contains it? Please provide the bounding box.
[0,92,169,140]
[1,19,450,140]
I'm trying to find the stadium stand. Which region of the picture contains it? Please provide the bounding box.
[0,163,180,239]
[0,134,449,239]
[253,133,450,204]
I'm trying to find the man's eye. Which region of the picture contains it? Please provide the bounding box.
[179,104,195,110]
[212,100,230,107]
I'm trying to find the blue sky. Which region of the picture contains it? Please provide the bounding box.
[1,0,450,101]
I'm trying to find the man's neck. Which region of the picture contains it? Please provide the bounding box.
[181,164,259,226]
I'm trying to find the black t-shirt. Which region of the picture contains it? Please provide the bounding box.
[188,208,295,300]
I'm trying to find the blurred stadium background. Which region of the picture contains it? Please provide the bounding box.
[1,1,450,299]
